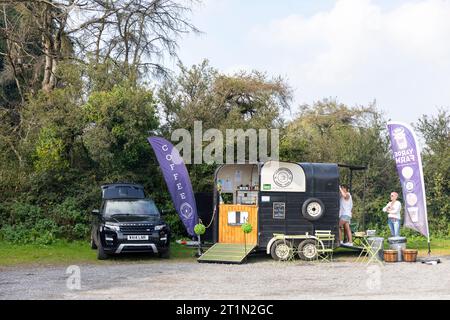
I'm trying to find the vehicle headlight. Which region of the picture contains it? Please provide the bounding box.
[104,223,120,231]
[155,225,166,231]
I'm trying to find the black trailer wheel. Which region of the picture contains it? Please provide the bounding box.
[298,239,318,261]
[270,240,293,261]
[302,198,325,221]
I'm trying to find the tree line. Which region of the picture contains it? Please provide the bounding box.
[0,1,448,243]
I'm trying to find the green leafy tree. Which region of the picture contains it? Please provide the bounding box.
[34,126,69,173]
[281,99,400,229]
[82,83,159,174]
[416,109,450,236]
[0,1,201,243]
[159,60,291,133]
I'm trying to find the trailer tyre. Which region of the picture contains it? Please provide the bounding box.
[298,239,318,261]
[302,198,325,221]
[270,240,292,261]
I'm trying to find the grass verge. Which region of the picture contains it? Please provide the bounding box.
[0,240,197,267]
[406,237,450,256]
[0,237,448,267]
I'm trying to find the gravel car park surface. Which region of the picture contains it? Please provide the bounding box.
[1,254,449,300]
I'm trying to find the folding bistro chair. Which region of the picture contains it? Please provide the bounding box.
[282,235,298,262]
[315,230,335,263]
[355,236,383,266]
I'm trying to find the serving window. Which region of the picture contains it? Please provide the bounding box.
[227,211,249,225]
[216,164,259,205]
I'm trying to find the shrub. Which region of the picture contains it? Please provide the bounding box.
[241,223,253,234]
[0,225,30,244]
[194,223,206,236]
[164,213,188,239]
[0,198,91,244]
[8,202,43,226]
[52,197,90,240]
[72,223,90,240]
[0,218,58,245]
[0,203,9,228]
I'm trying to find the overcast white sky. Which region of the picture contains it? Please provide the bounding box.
[171,0,450,125]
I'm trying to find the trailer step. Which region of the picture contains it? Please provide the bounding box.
[197,243,257,264]
[339,243,364,251]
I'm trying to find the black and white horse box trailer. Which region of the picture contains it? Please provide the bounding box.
[202,160,341,262]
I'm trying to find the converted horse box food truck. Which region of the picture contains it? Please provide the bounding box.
[198,160,340,263]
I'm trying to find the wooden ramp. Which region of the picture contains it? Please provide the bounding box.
[197,243,257,264]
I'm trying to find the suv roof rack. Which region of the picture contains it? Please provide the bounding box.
[101,183,145,200]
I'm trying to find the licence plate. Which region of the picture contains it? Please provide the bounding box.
[127,235,149,241]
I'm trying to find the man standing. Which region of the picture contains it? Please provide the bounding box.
[383,192,402,237]
[339,185,353,246]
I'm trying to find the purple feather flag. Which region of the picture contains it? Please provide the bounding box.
[387,122,429,239]
[148,137,198,236]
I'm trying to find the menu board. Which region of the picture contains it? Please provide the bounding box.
[273,202,285,219]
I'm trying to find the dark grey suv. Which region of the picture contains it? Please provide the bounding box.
[90,183,170,260]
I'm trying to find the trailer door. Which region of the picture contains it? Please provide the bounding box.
[218,204,258,244]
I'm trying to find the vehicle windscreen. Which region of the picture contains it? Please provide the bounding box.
[104,200,160,217]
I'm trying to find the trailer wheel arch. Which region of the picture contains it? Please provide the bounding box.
[302,198,325,221]
[266,237,278,254]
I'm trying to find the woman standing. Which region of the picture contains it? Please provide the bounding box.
[383,192,402,237]
[339,185,353,246]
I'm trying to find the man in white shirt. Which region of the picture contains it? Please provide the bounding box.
[383,192,402,237]
[339,185,353,246]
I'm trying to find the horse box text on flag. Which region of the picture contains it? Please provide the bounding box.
[148,137,198,237]
[387,122,430,240]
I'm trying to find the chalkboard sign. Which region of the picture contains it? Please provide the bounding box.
[273,202,285,219]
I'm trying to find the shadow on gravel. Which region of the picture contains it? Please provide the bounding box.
[99,251,197,264]
[101,246,361,265]
[241,249,359,265]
